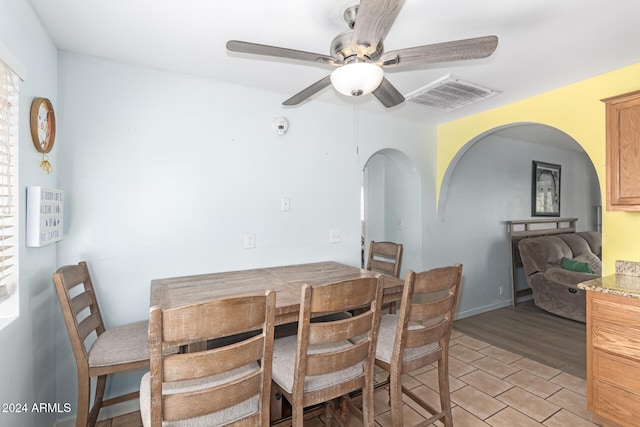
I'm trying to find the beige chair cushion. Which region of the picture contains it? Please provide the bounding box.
[375,314,440,364]
[272,335,364,394]
[139,363,260,427]
[88,320,150,367]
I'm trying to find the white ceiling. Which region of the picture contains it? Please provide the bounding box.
[29,0,640,124]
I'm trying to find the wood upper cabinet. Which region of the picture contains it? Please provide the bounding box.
[603,90,640,211]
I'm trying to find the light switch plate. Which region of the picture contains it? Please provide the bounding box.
[243,232,256,249]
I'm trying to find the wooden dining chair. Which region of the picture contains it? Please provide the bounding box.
[367,240,403,313]
[271,277,383,426]
[53,261,151,427]
[366,241,403,278]
[140,289,276,426]
[375,264,463,427]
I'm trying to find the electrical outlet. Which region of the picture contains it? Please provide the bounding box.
[243,233,256,249]
[281,197,290,212]
[329,229,341,243]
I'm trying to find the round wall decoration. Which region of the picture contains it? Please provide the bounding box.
[30,97,56,153]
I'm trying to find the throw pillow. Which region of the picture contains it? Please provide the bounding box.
[562,257,594,274]
[575,252,602,275]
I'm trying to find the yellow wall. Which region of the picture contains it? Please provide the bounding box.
[437,62,640,275]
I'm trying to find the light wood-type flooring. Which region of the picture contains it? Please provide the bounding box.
[453,300,586,380]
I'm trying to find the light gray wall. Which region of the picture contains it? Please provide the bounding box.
[55,51,435,422]
[0,1,60,427]
[433,131,600,318]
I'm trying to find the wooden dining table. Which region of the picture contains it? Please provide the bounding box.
[150,260,404,424]
[150,261,405,326]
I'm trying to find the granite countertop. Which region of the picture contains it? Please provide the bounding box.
[578,260,640,299]
[579,274,640,299]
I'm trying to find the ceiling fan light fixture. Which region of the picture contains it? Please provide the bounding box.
[330,63,384,97]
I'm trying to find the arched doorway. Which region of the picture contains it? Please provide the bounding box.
[435,122,601,318]
[362,149,422,275]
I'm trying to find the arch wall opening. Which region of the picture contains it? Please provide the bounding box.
[362,148,422,276]
[434,122,601,318]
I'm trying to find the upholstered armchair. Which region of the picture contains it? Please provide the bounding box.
[518,231,601,323]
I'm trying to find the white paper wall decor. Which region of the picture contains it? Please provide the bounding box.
[26,186,63,247]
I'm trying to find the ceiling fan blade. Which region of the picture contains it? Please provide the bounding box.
[372,78,405,108]
[227,40,337,65]
[350,0,405,58]
[379,35,498,68]
[282,75,332,106]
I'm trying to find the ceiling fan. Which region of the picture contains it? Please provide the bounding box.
[226,0,498,108]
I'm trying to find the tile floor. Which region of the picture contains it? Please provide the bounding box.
[99,329,597,426]
[363,329,597,427]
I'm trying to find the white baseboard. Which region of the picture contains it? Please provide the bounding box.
[454,299,513,320]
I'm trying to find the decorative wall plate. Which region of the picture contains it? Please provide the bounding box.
[30,97,56,153]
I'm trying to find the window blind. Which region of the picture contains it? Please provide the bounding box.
[0,60,19,305]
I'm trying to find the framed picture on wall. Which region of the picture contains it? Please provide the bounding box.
[532,161,561,216]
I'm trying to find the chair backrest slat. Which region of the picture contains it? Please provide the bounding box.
[308,311,373,345]
[162,370,262,422]
[368,258,396,275]
[57,264,88,290]
[306,340,369,376]
[77,312,103,341]
[409,294,454,322]
[163,334,264,381]
[405,319,449,349]
[70,290,95,315]
[308,278,378,313]
[412,266,461,293]
[162,295,268,343]
[370,241,401,258]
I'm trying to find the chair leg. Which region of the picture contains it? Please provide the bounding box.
[361,380,375,427]
[292,402,304,427]
[340,397,350,426]
[437,358,453,427]
[389,372,404,427]
[75,370,90,427]
[87,375,107,427]
[324,402,333,427]
[385,374,391,404]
